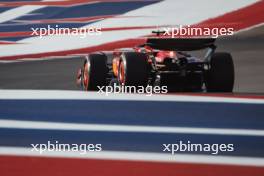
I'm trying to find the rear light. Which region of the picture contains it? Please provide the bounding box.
[169,51,176,58]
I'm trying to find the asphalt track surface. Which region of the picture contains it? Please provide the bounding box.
[0,25,263,93]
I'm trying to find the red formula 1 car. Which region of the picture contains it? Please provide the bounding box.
[76,35,234,92]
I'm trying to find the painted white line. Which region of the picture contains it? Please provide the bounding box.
[0,55,80,63]
[0,119,264,136]
[0,60,21,63]
[0,90,263,103]
[0,146,264,167]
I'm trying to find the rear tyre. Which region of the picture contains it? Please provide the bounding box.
[82,53,108,91]
[118,52,149,87]
[206,52,234,92]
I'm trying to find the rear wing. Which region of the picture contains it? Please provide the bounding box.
[146,38,216,51]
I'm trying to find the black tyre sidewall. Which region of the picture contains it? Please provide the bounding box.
[119,52,149,87]
[207,52,234,92]
[85,53,108,91]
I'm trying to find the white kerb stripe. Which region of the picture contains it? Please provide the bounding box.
[0,119,264,136]
[0,90,264,104]
[0,5,46,23]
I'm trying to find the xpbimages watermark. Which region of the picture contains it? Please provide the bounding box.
[31,141,102,155]
[31,25,102,38]
[162,141,234,155]
[97,84,168,96]
[162,25,234,38]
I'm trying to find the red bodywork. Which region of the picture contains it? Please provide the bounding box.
[76,46,177,86]
[112,46,176,77]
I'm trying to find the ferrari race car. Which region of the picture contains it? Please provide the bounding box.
[76,35,234,93]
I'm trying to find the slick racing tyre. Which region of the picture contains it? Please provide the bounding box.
[118,52,149,87]
[207,52,234,92]
[82,53,108,91]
